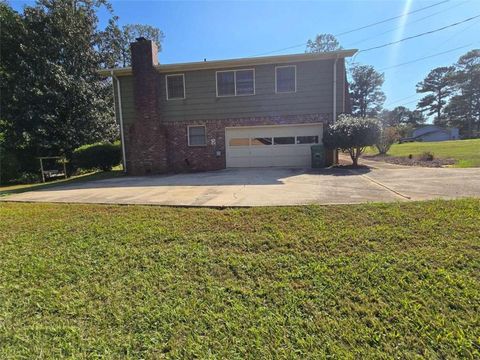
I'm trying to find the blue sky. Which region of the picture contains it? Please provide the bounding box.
[10,0,480,111]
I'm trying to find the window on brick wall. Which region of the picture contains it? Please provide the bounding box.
[216,69,254,97]
[166,74,185,100]
[188,125,206,146]
[275,65,296,93]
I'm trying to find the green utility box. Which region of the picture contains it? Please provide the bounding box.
[311,145,325,168]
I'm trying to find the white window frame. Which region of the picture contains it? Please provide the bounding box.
[275,65,297,94]
[166,73,186,100]
[295,135,319,145]
[187,125,207,147]
[216,69,255,97]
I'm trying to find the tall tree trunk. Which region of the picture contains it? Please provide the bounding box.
[437,93,442,123]
[352,147,360,167]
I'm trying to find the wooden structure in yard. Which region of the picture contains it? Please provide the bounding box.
[38,156,67,183]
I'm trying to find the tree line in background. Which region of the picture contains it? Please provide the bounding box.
[0,0,163,183]
[416,50,480,137]
[307,33,480,139]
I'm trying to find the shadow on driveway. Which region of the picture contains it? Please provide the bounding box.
[32,167,372,192]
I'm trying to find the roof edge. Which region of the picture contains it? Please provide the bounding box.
[99,49,357,77]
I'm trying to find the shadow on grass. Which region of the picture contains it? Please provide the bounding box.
[0,170,125,197]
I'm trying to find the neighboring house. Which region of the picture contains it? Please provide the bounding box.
[101,38,357,175]
[401,125,459,143]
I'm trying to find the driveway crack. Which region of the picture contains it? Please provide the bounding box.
[349,170,412,200]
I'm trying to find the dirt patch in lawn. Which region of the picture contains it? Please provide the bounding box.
[363,154,456,168]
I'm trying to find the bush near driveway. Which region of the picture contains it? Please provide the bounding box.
[375,126,400,154]
[1,200,479,358]
[72,142,121,171]
[323,115,381,166]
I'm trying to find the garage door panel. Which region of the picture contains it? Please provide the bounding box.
[226,124,322,168]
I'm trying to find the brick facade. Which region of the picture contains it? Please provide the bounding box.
[163,114,331,172]
[128,38,168,175]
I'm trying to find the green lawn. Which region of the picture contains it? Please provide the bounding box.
[1,201,479,358]
[365,139,480,167]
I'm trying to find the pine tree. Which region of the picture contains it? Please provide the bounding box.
[445,49,480,137]
[416,66,455,125]
[349,64,386,118]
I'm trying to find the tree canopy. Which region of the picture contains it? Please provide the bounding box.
[1,1,117,164]
[0,0,165,182]
[379,106,426,127]
[416,66,455,125]
[306,34,342,53]
[323,115,381,166]
[444,50,480,137]
[414,49,480,137]
[349,64,386,118]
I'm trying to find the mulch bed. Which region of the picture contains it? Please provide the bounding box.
[363,154,456,168]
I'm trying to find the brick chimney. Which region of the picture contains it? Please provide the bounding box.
[127,38,168,175]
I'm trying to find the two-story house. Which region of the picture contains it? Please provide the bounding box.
[101,37,357,175]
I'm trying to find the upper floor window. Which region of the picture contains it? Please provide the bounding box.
[166,74,185,100]
[275,65,296,93]
[216,69,254,97]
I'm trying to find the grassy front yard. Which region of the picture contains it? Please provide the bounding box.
[1,201,479,358]
[365,139,480,167]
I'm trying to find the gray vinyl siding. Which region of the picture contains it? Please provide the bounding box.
[114,59,345,124]
[113,76,136,126]
[160,59,345,122]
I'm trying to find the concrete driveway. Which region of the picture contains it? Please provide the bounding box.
[3,162,480,206]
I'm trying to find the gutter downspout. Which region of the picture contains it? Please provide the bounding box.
[333,55,339,122]
[332,55,340,165]
[111,71,127,173]
[343,62,346,114]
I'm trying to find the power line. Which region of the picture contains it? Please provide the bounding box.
[384,40,480,109]
[348,0,470,47]
[385,94,421,107]
[358,14,480,53]
[336,0,450,37]
[379,44,473,71]
[396,98,423,107]
[387,97,424,109]
[425,16,480,54]
[251,0,451,56]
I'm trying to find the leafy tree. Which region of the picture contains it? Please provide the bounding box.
[306,33,342,53]
[396,123,416,139]
[349,64,386,118]
[375,127,400,155]
[118,24,164,67]
[416,66,455,125]
[97,16,123,69]
[407,109,427,126]
[379,106,426,127]
[98,21,164,67]
[0,0,118,179]
[323,115,381,166]
[444,49,480,137]
[444,95,476,137]
[0,2,25,150]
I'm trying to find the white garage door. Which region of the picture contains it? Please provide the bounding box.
[226,124,323,168]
